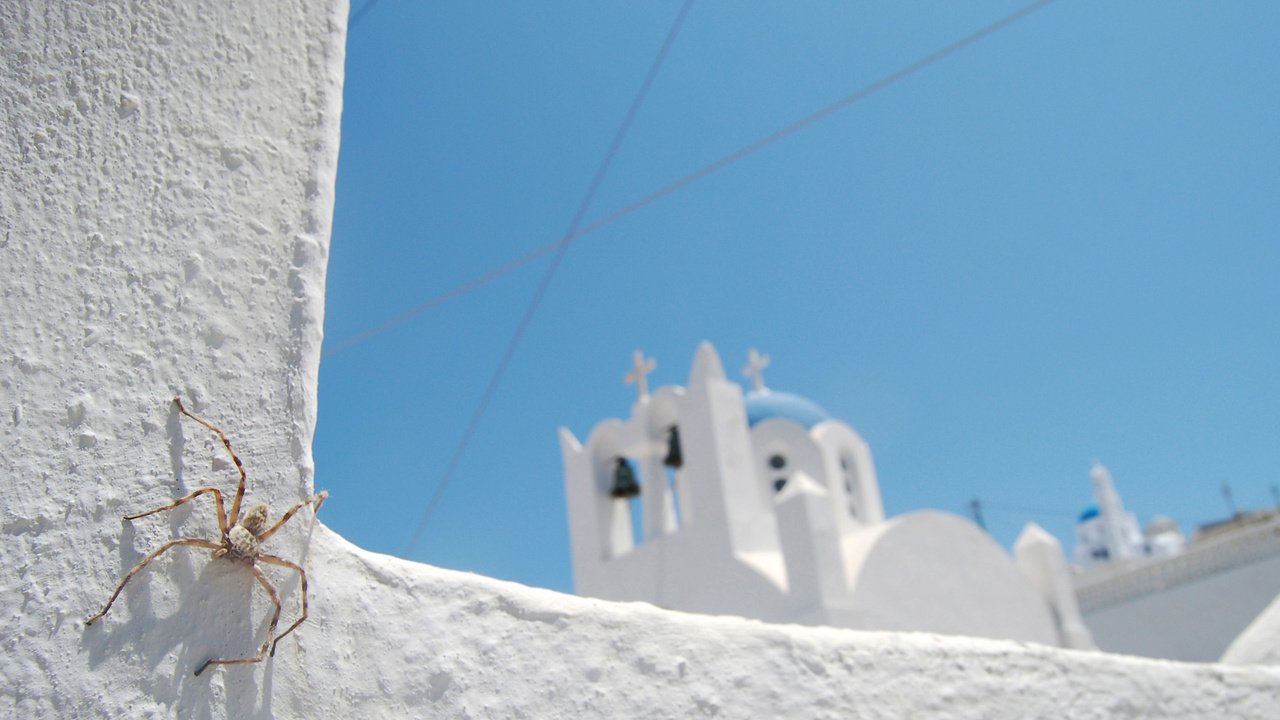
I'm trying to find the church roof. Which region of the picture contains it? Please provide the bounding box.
[744,389,831,429]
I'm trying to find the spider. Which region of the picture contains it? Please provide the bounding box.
[86,397,328,676]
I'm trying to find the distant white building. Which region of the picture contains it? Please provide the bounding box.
[1069,465,1280,662]
[1072,463,1156,567]
[559,343,1091,648]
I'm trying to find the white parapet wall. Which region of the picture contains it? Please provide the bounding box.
[1076,516,1280,661]
[3,2,1280,717]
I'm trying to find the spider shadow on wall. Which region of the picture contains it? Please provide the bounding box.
[81,535,267,710]
[80,399,319,719]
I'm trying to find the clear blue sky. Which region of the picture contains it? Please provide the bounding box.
[316,1,1280,594]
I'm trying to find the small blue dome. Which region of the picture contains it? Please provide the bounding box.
[1078,505,1100,523]
[744,390,831,429]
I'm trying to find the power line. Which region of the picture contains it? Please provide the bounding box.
[323,247,554,357]
[324,0,1059,360]
[981,500,1079,519]
[403,0,698,557]
[402,0,1058,555]
[349,0,381,30]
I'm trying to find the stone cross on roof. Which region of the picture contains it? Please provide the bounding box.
[743,348,771,392]
[625,349,656,400]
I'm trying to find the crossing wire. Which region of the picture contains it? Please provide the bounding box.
[404,0,699,556]
[341,0,1063,554]
[324,0,1059,361]
[349,0,381,30]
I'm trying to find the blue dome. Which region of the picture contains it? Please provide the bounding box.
[1078,505,1100,523]
[744,390,831,429]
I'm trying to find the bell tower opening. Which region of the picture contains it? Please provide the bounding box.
[841,454,860,519]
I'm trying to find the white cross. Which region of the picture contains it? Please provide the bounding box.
[624,349,656,400]
[743,348,770,392]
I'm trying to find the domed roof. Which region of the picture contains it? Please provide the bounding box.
[1078,505,1100,523]
[744,390,831,429]
[1145,516,1180,536]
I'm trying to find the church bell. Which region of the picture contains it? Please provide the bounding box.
[663,426,683,469]
[609,457,641,499]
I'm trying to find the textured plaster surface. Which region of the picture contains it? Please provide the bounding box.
[3,1,1280,718]
[0,0,343,716]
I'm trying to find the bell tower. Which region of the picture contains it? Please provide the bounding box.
[559,343,1058,647]
[559,342,788,617]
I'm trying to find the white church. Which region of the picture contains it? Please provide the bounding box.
[560,342,1093,649]
[560,342,1280,663]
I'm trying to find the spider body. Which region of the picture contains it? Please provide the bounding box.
[85,398,327,676]
[222,503,269,561]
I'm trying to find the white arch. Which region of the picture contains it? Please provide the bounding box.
[812,421,884,526]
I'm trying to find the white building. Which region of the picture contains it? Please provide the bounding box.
[560,343,1090,648]
[1072,463,1149,567]
[1068,465,1280,662]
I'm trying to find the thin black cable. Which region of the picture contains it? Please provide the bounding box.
[349,0,381,30]
[981,500,1080,519]
[404,0,698,556]
[576,0,1057,238]
[323,248,553,357]
[325,0,1058,360]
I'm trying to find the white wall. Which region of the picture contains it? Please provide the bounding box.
[0,0,344,715]
[3,2,1279,717]
[1083,554,1280,662]
[1223,588,1280,665]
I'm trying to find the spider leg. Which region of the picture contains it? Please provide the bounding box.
[256,491,327,543]
[174,397,248,529]
[85,538,221,626]
[258,554,311,655]
[124,487,227,537]
[194,564,281,677]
